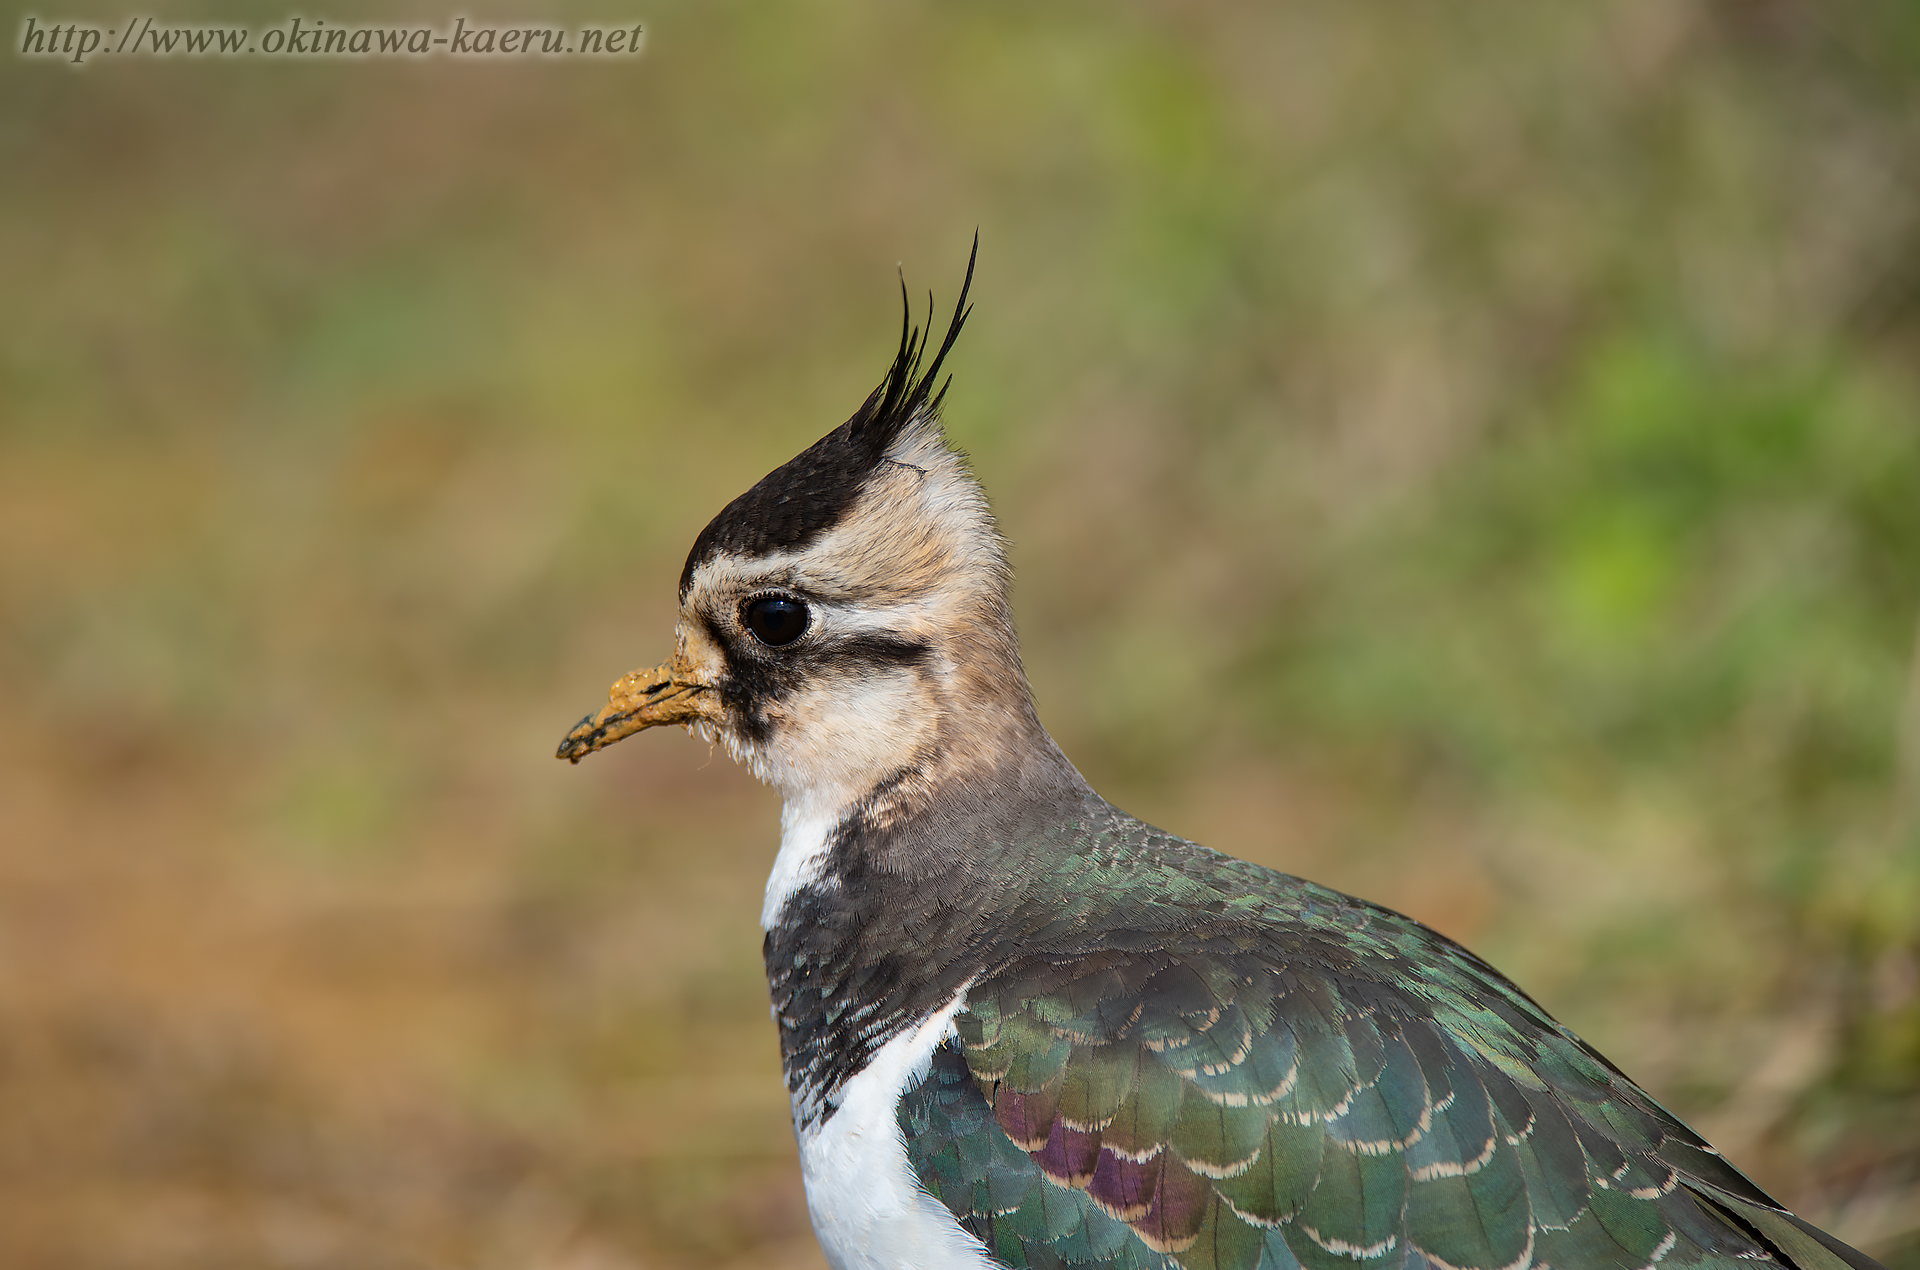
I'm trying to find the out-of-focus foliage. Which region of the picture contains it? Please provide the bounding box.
[2,1,1917,1267]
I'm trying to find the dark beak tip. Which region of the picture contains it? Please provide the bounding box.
[555,712,600,763]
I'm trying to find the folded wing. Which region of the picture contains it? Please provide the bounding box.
[902,942,1876,1270]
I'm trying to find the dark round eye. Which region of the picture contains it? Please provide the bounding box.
[743,594,809,647]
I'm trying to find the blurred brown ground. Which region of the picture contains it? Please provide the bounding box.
[4,2,1920,1267]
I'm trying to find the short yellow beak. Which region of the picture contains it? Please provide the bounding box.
[555,658,717,763]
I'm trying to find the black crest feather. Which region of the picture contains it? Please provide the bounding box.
[680,237,977,597]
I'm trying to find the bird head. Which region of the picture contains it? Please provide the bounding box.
[557,249,1052,822]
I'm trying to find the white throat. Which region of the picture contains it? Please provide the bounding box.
[761,793,850,930]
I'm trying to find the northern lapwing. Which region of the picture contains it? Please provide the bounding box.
[557,250,1884,1270]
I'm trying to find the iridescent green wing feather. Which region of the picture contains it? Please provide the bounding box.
[900,893,1878,1270]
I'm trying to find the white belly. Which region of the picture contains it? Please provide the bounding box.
[795,991,997,1270]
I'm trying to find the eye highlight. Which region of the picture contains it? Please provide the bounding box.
[743,594,810,647]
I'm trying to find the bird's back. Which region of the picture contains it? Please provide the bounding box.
[891,805,1881,1270]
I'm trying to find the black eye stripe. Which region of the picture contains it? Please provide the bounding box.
[701,602,935,745]
[816,634,933,670]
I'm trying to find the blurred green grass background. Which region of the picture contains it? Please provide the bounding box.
[3,1,1919,1266]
